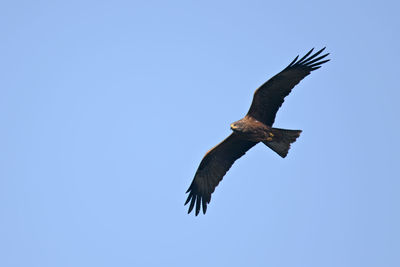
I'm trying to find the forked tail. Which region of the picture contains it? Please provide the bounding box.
[263,128,302,158]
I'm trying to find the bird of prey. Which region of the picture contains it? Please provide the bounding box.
[185,48,330,215]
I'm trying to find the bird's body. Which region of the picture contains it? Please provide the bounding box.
[185,48,330,215]
[230,116,272,142]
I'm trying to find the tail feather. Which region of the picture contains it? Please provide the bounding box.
[263,128,302,158]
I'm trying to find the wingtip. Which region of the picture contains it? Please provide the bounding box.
[185,182,193,193]
[195,196,201,215]
[296,48,315,65]
[286,47,329,69]
[184,190,193,205]
[184,196,190,206]
[305,47,315,55]
[317,47,326,53]
[188,196,195,213]
[286,55,299,68]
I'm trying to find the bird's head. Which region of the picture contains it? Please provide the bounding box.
[230,120,246,132]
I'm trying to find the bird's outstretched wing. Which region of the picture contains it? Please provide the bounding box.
[247,47,330,126]
[185,134,256,215]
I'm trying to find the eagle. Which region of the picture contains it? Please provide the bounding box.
[185,48,330,215]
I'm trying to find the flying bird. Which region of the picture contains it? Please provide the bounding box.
[185,48,330,215]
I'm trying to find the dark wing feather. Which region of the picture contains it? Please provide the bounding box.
[185,133,256,215]
[247,47,330,126]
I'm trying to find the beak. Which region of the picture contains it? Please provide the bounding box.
[230,124,236,130]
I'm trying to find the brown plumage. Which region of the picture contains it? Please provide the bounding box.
[185,48,330,215]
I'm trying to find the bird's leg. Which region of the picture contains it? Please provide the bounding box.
[266,132,274,141]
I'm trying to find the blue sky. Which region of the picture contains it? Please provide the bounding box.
[1,1,399,266]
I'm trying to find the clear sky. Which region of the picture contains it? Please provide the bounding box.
[1,1,399,266]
